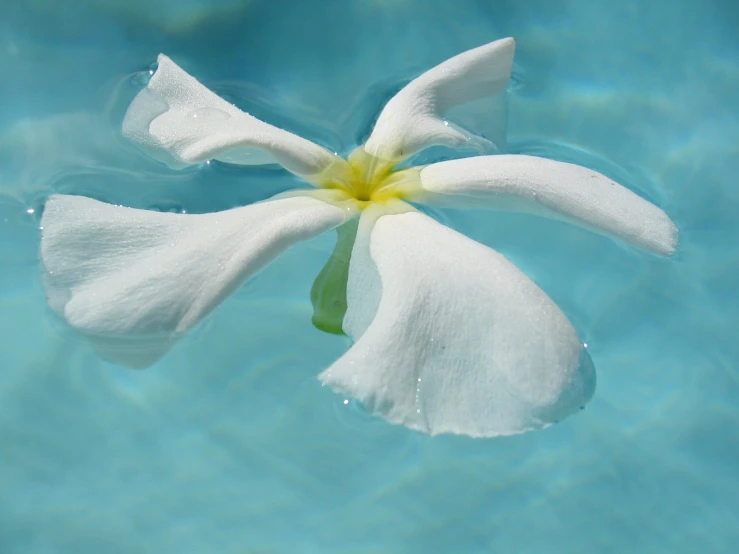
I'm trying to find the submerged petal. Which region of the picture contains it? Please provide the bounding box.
[363,37,515,161]
[41,194,351,368]
[319,209,594,438]
[417,155,678,255]
[123,54,345,181]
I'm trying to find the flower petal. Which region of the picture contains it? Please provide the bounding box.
[319,208,594,438]
[417,155,678,255]
[40,194,351,368]
[122,54,345,181]
[363,37,515,161]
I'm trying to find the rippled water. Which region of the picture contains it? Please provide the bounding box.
[1,0,738,552]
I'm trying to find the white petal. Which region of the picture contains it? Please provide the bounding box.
[418,155,678,255]
[363,38,515,161]
[122,54,344,180]
[41,194,350,368]
[319,209,594,438]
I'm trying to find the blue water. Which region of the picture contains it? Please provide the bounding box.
[1,0,738,552]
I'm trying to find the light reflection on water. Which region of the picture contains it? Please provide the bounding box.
[0,0,738,552]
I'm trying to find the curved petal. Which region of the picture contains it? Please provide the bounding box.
[319,209,594,438]
[40,194,352,368]
[417,155,678,255]
[122,54,345,181]
[363,37,515,161]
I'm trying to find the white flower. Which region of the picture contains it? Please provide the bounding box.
[40,38,677,438]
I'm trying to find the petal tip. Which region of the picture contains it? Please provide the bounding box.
[500,36,516,47]
[646,210,679,256]
[663,221,679,256]
[154,53,175,72]
[489,36,516,58]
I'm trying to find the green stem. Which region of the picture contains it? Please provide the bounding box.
[310,217,360,335]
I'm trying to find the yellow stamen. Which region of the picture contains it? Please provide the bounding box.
[318,147,421,208]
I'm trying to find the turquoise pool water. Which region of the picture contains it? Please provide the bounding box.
[1,0,737,552]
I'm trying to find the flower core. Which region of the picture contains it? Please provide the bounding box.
[319,147,420,208]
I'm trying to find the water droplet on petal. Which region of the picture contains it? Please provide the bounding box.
[131,69,154,87]
[188,107,231,122]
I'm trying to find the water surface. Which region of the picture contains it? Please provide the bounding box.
[1,0,737,552]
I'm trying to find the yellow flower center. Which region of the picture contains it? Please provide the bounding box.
[317,147,420,208]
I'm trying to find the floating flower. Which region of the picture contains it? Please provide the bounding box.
[40,38,677,437]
